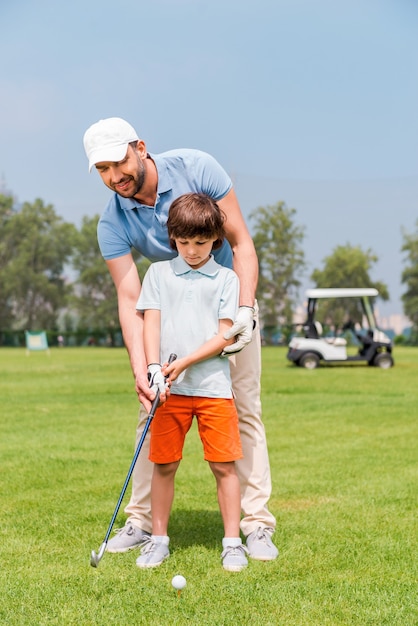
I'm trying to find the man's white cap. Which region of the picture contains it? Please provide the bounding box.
[83,117,139,172]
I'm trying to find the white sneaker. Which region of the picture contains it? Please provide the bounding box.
[221,544,248,572]
[246,526,278,561]
[136,538,170,568]
[106,522,151,553]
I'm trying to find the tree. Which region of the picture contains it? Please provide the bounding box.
[71,215,151,343]
[71,215,119,334]
[250,201,306,342]
[0,197,76,330]
[401,220,418,341]
[310,244,389,331]
[0,194,17,328]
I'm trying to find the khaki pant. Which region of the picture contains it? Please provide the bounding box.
[124,305,276,537]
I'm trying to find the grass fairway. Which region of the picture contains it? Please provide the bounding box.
[0,346,417,625]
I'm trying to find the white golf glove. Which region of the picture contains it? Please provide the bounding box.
[147,363,167,395]
[221,306,255,356]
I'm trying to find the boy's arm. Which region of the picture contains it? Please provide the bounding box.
[143,309,169,403]
[163,319,234,382]
[143,309,161,365]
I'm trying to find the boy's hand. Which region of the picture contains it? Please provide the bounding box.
[162,357,187,383]
[147,363,168,396]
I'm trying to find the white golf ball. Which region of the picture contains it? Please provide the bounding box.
[171,575,187,590]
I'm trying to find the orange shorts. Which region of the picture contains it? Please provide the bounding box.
[149,395,243,464]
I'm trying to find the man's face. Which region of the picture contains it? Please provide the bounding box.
[95,143,146,198]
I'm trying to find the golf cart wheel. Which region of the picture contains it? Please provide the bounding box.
[299,352,320,369]
[373,352,394,369]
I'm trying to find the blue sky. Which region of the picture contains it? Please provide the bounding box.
[1,0,417,316]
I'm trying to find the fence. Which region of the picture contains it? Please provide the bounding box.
[0,329,124,348]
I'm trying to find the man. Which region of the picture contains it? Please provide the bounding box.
[83,117,278,561]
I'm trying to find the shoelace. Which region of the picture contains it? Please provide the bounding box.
[221,544,249,558]
[113,524,135,536]
[252,527,273,543]
[140,537,158,554]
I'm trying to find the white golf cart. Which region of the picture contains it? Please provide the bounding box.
[287,288,394,369]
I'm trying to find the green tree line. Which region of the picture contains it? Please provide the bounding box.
[1,193,416,345]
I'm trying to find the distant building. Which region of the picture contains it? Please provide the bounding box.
[375,310,412,337]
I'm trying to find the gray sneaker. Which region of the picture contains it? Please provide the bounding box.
[106,522,151,553]
[136,538,170,569]
[246,526,278,561]
[221,544,249,572]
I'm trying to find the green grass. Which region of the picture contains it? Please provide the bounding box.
[0,346,417,625]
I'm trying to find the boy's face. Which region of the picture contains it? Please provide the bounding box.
[174,236,218,270]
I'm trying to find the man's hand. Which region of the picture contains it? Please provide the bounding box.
[134,370,154,413]
[221,306,255,356]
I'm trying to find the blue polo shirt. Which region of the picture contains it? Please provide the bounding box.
[97,149,234,269]
[137,255,239,398]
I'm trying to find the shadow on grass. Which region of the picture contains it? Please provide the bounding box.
[168,509,224,549]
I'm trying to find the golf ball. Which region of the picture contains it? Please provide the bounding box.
[171,575,187,590]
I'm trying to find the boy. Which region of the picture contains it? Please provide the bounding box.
[136,193,248,572]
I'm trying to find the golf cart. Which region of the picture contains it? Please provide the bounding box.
[287,288,394,369]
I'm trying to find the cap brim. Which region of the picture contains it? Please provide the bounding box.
[88,143,130,172]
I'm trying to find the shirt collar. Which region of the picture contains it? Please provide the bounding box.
[151,153,172,194]
[171,254,220,277]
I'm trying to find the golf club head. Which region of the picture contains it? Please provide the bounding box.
[90,543,106,568]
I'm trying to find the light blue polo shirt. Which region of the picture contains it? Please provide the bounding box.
[137,255,239,398]
[97,149,234,269]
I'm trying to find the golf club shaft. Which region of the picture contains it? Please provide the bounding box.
[100,353,177,547]
[100,394,159,546]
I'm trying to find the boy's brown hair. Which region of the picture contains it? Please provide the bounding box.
[167,193,226,251]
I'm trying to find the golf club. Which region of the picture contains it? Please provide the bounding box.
[90,353,177,568]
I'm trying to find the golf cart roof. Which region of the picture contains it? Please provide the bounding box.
[306,288,379,299]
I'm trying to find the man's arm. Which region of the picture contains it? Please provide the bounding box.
[218,188,258,307]
[106,253,153,410]
[217,188,258,353]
